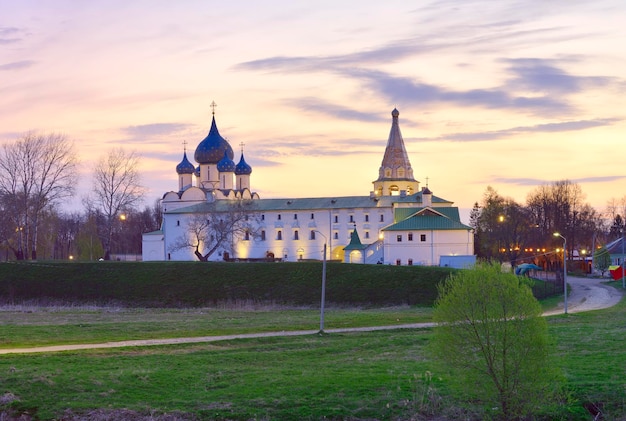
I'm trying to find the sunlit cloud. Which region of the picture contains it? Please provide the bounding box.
[492,175,626,186]
[504,58,615,94]
[122,123,192,138]
[0,26,23,44]
[0,60,36,71]
[433,118,621,142]
[283,97,385,123]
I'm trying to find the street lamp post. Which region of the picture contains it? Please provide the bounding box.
[314,230,327,333]
[622,228,626,289]
[553,232,567,314]
[120,214,127,261]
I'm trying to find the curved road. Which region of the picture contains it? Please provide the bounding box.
[1,276,622,355]
[543,275,623,316]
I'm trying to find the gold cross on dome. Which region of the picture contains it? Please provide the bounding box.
[182,139,188,152]
[240,141,245,153]
[210,101,217,115]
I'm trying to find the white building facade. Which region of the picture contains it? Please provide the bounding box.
[142,108,475,266]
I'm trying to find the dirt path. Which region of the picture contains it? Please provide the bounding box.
[1,277,621,355]
[543,275,623,316]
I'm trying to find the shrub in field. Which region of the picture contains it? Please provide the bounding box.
[429,262,561,420]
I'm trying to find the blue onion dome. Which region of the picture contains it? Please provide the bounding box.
[235,152,252,175]
[217,150,236,172]
[175,151,195,174]
[194,115,234,165]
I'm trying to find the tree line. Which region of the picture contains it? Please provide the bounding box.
[0,132,158,261]
[1,132,624,264]
[470,181,624,273]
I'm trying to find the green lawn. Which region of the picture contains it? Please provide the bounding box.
[0,306,432,348]
[1,294,625,419]
[0,263,622,419]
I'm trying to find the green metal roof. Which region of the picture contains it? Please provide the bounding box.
[167,190,453,214]
[383,207,472,232]
[393,206,461,223]
[343,229,368,251]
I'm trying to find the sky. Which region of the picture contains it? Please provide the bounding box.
[2,0,626,222]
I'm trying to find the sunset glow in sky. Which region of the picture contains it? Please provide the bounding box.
[2,1,626,220]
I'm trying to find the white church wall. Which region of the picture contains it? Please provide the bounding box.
[142,232,165,261]
[160,205,397,263]
[383,229,473,266]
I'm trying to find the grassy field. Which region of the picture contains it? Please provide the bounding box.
[1,295,625,419]
[1,262,622,420]
[0,306,433,348]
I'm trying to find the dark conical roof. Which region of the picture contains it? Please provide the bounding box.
[235,152,252,175]
[194,115,234,165]
[175,151,195,174]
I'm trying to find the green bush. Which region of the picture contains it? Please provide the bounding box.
[0,261,456,307]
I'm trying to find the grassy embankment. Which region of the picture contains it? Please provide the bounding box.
[2,262,619,420]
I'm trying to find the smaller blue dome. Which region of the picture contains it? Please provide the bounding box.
[176,152,195,175]
[235,152,252,175]
[217,150,236,172]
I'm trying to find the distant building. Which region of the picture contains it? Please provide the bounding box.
[142,108,475,266]
[606,237,626,266]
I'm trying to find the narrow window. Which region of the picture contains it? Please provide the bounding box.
[277,214,281,220]
[310,213,314,220]
[380,214,384,222]
[408,233,413,241]
[349,215,354,223]
[310,231,316,240]
[365,231,370,239]
[294,230,299,240]
[334,215,339,223]
[261,214,265,221]
[167,253,171,260]
[244,231,250,241]
[176,220,180,226]
[294,213,298,220]
[333,232,339,240]
[277,230,282,240]
[365,214,369,222]
[397,235,402,242]
[261,230,266,241]
[408,258,413,266]
[421,234,426,242]
[396,259,401,266]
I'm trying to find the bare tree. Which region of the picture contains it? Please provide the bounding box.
[0,132,78,259]
[527,180,600,255]
[88,148,145,260]
[169,201,258,261]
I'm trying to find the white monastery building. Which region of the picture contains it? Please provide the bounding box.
[142,108,475,267]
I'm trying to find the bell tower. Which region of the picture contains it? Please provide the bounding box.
[372,108,419,196]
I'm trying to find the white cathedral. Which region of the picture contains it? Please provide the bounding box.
[142,108,475,266]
